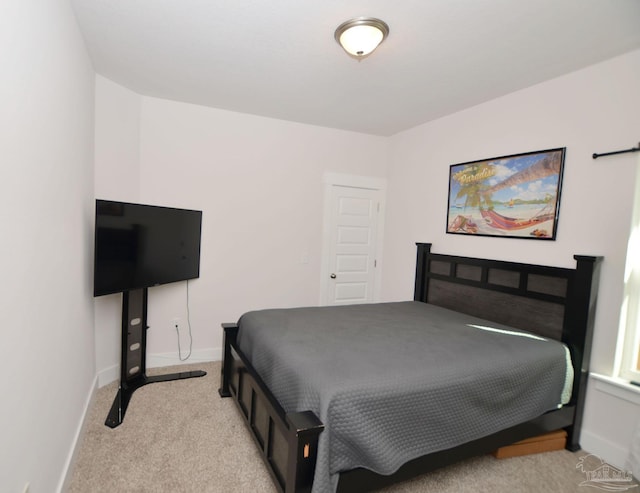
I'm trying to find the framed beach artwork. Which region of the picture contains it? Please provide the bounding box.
[446,148,565,240]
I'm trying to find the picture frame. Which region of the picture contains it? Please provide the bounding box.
[446,148,565,240]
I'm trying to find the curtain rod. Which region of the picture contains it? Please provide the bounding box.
[592,142,640,159]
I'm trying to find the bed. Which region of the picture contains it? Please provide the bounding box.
[218,243,602,493]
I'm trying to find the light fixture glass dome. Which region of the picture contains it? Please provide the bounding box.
[335,17,389,59]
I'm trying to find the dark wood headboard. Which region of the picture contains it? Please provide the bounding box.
[413,242,602,444]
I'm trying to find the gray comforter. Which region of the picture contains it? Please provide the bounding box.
[236,301,572,493]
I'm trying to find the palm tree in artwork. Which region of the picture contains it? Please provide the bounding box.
[483,152,562,195]
[452,163,496,210]
[479,152,563,231]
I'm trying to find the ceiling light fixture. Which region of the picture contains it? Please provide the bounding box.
[334,17,389,59]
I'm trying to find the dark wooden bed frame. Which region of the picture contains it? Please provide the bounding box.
[218,243,602,493]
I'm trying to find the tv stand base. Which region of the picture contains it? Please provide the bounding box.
[106,370,206,428]
[105,287,206,428]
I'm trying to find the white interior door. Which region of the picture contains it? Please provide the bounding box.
[323,185,382,305]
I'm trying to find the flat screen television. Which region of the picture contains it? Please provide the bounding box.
[94,199,202,297]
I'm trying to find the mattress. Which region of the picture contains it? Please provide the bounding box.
[236,301,573,493]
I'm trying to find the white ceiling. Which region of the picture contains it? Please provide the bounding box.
[71,0,640,136]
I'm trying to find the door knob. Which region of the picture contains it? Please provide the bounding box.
[330,273,336,279]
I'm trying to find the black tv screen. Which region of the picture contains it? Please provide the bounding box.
[94,200,202,297]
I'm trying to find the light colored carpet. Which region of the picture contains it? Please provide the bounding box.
[68,361,637,492]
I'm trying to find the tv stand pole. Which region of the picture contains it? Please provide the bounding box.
[105,287,206,428]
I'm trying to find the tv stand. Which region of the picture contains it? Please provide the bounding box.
[105,287,206,428]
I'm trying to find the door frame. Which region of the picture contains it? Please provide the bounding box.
[320,172,387,305]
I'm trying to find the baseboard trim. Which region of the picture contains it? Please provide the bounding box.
[97,347,221,388]
[97,363,119,388]
[580,428,629,470]
[146,346,221,369]
[56,373,98,493]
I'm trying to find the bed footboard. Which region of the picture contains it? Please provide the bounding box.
[219,323,324,493]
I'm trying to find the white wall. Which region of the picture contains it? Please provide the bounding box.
[0,1,96,492]
[93,76,142,385]
[93,87,389,376]
[384,49,640,468]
